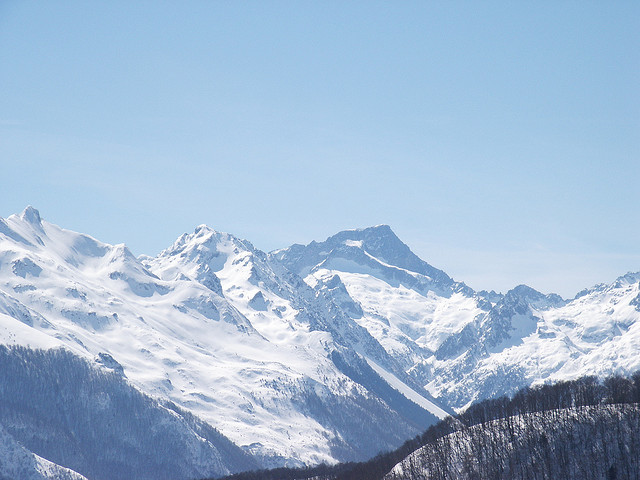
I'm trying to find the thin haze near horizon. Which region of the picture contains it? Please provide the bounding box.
[1,1,638,298]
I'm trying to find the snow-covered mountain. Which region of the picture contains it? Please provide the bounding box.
[0,208,444,476]
[276,225,640,411]
[0,207,638,478]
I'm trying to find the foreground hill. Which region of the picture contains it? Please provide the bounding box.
[386,403,639,480]
[385,374,640,480]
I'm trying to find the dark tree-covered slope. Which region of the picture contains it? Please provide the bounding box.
[0,345,257,480]
[385,403,639,480]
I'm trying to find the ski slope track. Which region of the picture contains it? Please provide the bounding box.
[0,207,639,476]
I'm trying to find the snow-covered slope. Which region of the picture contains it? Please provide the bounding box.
[275,227,485,375]
[0,208,440,472]
[141,224,443,461]
[423,276,640,410]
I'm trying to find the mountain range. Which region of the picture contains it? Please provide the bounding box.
[0,206,638,479]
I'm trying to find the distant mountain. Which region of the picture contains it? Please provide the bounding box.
[277,226,640,410]
[0,207,638,478]
[274,225,458,292]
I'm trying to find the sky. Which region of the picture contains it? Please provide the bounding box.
[0,1,638,298]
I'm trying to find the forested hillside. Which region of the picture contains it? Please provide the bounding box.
[217,373,640,480]
[386,403,638,480]
[0,345,256,480]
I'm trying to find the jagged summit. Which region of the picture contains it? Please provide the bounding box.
[159,224,257,260]
[150,224,262,293]
[20,205,42,225]
[0,206,46,245]
[614,271,640,287]
[574,271,640,300]
[509,284,544,297]
[506,284,566,307]
[329,224,394,239]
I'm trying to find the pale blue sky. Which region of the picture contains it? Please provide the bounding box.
[1,1,638,297]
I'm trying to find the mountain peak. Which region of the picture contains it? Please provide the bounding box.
[194,224,216,235]
[328,226,453,280]
[20,206,42,226]
[336,224,395,241]
[574,272,640,300]
[508,284,544,298]
[275,225,455,289]
[616,271,640,285]
[185,225,256,253]
[504,284,566,308]
[361,224,393,234]
[155,224,259,279]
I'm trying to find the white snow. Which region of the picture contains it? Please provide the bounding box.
[290,225,640,412]
[308,268,482,356]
